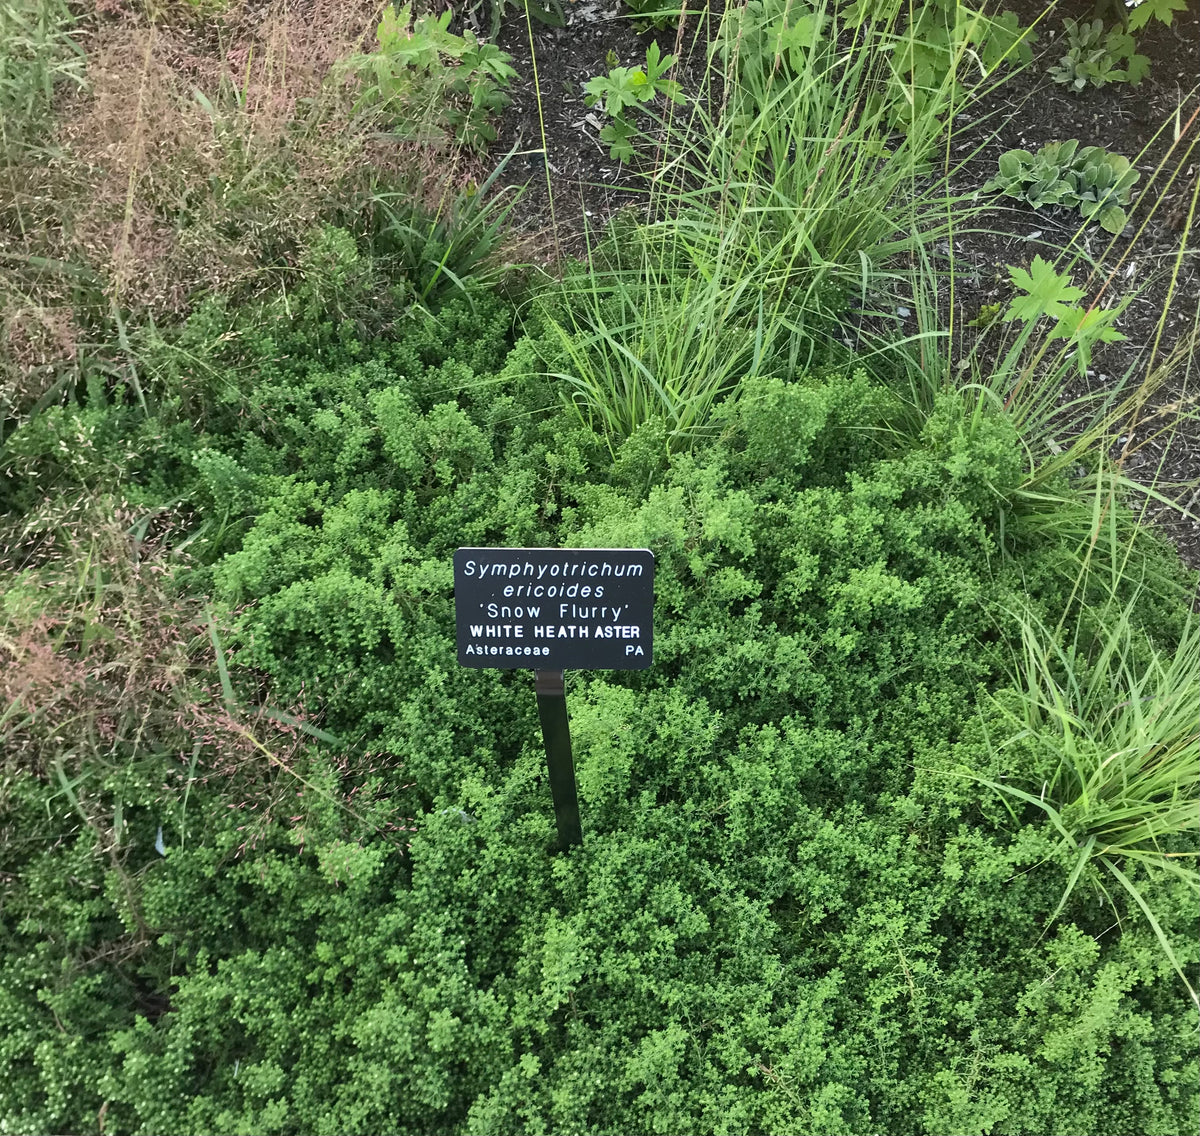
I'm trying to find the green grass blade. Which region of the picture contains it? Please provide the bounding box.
[1102,855,1199,1006]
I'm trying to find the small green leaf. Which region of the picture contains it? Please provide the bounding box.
[644,39,664,78]
[1125,53,1151,85]
[600,117,637,162]
[998,149,1030,178]
[583,75,609,104]
[1098,204,1128,234]
[1128,0,1187,31]
[1003,256,1086,324]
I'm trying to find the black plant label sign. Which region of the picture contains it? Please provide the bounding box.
[454,548,654,670]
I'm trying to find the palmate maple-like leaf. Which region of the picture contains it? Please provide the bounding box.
[1002,256,1085,323]
[1051,304,1128,374]
[599,117,637,162]
[1128,0,1187,32]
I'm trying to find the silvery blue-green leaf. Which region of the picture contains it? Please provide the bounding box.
[1115,170,1139,197]
[1099,205,1128,233]
[998,150,1029,178]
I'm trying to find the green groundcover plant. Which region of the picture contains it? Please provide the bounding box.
[1,252,1196,1134]
[2,0,1198,1129]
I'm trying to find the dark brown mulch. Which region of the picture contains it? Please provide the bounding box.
[944,0,1200,570]
[491,1,704,254]
[485,1,1199,570]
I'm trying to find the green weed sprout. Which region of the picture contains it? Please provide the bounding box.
[1001,256,1126,376]
[583,42,684,162]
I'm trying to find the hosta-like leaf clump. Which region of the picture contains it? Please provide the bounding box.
[982,140,1140,233]
[1048,17,1150,91]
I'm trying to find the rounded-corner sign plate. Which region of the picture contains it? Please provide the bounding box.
[455,547,654,670]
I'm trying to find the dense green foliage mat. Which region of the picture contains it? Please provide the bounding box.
[2,274,1197,1136]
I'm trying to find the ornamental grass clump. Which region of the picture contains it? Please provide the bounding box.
[968,598,1199,999]
[538,0,1017,449]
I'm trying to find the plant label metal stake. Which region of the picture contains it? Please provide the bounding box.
[454,548,654,850]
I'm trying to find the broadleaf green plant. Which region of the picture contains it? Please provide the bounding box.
[583,42,685,162]
[982,141,1140,233]
[340,3,519,152]
[1002,256,1087,323]
[1126,0,1187,32]
[997,256,1125,378]
[1048,17,1150,90]
[1067,147,1142,232]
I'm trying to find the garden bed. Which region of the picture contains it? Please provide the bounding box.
[492,0,1200,563]
[1,3,1197,1134]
